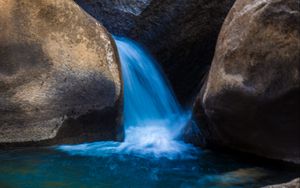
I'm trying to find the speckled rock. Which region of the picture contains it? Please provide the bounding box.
[0,0,123,146]
[75,0,235,104]
[193,0,300,163]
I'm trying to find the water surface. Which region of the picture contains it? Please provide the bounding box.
[0,37,298,188]
[0,147,298,188]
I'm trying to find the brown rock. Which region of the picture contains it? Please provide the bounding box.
[0,0,123,146]
[194,0,300,163]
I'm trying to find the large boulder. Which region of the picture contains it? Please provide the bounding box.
[75,0,235,104]
[0,0,123,146]
[194,0,300,163]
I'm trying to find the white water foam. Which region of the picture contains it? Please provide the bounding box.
[57,36,198,160]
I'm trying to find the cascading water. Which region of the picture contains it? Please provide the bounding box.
[57,36,197,159]
[114,36,197,158]
[1,36,291,188]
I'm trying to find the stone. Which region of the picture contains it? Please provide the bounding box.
[75,0,235,104]
[193,0,300,163]
[0,0,123,146]
[262,178,300,188]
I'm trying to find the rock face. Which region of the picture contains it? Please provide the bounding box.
[262,178,300,188]
[75,0,235,104]
[194,0,300,163]
[0,0,123,146]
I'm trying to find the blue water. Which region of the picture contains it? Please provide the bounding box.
[117,36,183,129]
[0,37,299,188]
[57,36,197,159]
[0,148,298,188]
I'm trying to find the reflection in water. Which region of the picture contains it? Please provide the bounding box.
[0,148,298,188]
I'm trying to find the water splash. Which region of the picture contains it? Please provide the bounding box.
[57,36,198,159]
[116,36,187,134]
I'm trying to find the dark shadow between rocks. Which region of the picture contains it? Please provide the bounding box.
[75,0,236,105]
[0,73,123,148]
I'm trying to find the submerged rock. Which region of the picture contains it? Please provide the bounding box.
[193,0,300,163]
[75,0,235,104]
[0,0,123,146]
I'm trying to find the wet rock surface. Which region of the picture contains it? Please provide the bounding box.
[262,178,300,188]
[75,0,235,104]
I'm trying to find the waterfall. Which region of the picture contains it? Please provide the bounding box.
[114,36,196,158]
[57,37,197,159]
[116,36,185,135]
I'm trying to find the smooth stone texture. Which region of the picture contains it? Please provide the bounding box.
[193,0,300,163]
[75,0,235,104]
[0,0,123,146]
